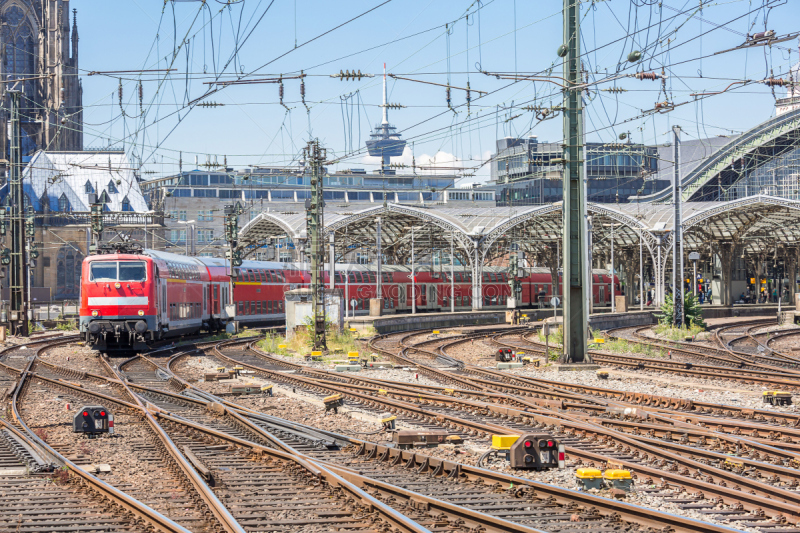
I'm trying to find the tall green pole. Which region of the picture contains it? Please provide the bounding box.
[9,91,28,337]
[561,0,587,362]
[305,140,327,350]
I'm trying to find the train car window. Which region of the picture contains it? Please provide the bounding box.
[238,301,243,315]
[348,272,356,283]
[267,270,275,282]
[89,262,118,281]
[353,272,362,283]
[279,271,285,282]
[279,301,284,312]
[264,300,269,314]
[250,301,255,314]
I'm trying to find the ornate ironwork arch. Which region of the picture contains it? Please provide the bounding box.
[324,203,474,251]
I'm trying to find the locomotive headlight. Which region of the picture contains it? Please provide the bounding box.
[91,310,99,317]
[138,310,144,316]
[114,282,121,289]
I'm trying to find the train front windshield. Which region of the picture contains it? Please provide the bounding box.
[89,261,147,282]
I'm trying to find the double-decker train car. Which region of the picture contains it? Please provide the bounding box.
[327,265,620,314]
[80,247,618,352]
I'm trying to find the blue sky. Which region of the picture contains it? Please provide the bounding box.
[77,0,800,183]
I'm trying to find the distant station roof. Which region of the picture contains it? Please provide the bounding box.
[239,195,800,259]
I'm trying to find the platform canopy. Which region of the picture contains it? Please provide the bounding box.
[238,195,800,261]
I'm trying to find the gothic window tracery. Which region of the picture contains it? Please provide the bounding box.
[58,193,70,212]
[56,245,83,299]
[2,6,35,96]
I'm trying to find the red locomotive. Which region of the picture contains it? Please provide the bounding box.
[80,245,619,352]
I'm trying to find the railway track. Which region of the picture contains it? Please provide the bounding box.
[191,336,800,529]
[8,321,800,532]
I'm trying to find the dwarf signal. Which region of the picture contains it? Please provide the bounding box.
[73,405,112,438]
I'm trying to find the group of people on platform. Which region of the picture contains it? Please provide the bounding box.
[739,286,791,304]
[642,286,712,307]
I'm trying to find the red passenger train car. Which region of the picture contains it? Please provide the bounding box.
[80,247,618,352]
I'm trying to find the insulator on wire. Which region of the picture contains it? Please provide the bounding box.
[603,87,627,93]
[633,71,663,81]
[118,80,123,106]
[466,81,471,112]
[138,81,143,112]
[300,70,306,106]
[279,76,285,106]
[446,86,451,108]
[762,77,789,87]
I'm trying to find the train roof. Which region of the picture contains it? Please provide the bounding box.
[145,249,207,267]
[90,251,614,278]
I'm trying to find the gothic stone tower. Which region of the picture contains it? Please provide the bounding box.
[0,0,83,165]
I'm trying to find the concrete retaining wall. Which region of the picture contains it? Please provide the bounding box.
[700,305,793,319]
[588,311,657,330]
[347,310,506,334]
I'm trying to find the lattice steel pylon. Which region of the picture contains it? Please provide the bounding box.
[560,0,588,363]
[8,91,28,337]
[304,140,327,350]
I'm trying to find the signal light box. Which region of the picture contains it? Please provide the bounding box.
[73,405,112,438]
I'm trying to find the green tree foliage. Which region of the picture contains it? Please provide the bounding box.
[659,292,706,329]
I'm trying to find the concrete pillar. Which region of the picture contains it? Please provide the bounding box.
[472,242,482,310]
[621,250,637,307]
[718,242,735,307]
[653,236,666,306]
[329,234,335,290]
[787,247,798,298]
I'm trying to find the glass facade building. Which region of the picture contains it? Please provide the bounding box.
[489,136,666,205]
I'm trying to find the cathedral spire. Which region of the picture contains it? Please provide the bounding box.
[71,9,79,63]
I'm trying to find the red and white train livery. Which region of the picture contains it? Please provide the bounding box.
[80,248,618,352]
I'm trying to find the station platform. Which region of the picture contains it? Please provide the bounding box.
[345,304,796,335]
[346,310,507,334]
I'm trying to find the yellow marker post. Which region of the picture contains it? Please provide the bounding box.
[277,344,287,349]
[432,330,440,334]
[349,328,358,332]
[311,351,322,357]
[593,338,605,344]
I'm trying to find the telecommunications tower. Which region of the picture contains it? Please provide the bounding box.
[365,64,406,172]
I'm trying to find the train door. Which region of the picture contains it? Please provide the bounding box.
[417,284,427,308]
[599,286,605,305]
[398,285,407,309]
[160,277,168,327]
[428,284,437,310]
[212,284,220,315]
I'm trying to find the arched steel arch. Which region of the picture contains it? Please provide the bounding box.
[479,202,658,252]
[682,194,800,231]
[635,107,800,203]
[238,212,306,257]
[324,203,475,252]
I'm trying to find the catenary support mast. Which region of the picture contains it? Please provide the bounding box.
[305,140,327,350]
[561,0,588,362]
[8,91,28,337]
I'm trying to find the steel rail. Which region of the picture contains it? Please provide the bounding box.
[6,339,194,533]
[152,350,752,531]
[210,338,800,523]
[112,351,434,533]
[98,353,248,533]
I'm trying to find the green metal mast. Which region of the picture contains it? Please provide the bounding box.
[561,0,588,362]
[304,140,327,350]
[8,91,28,337]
